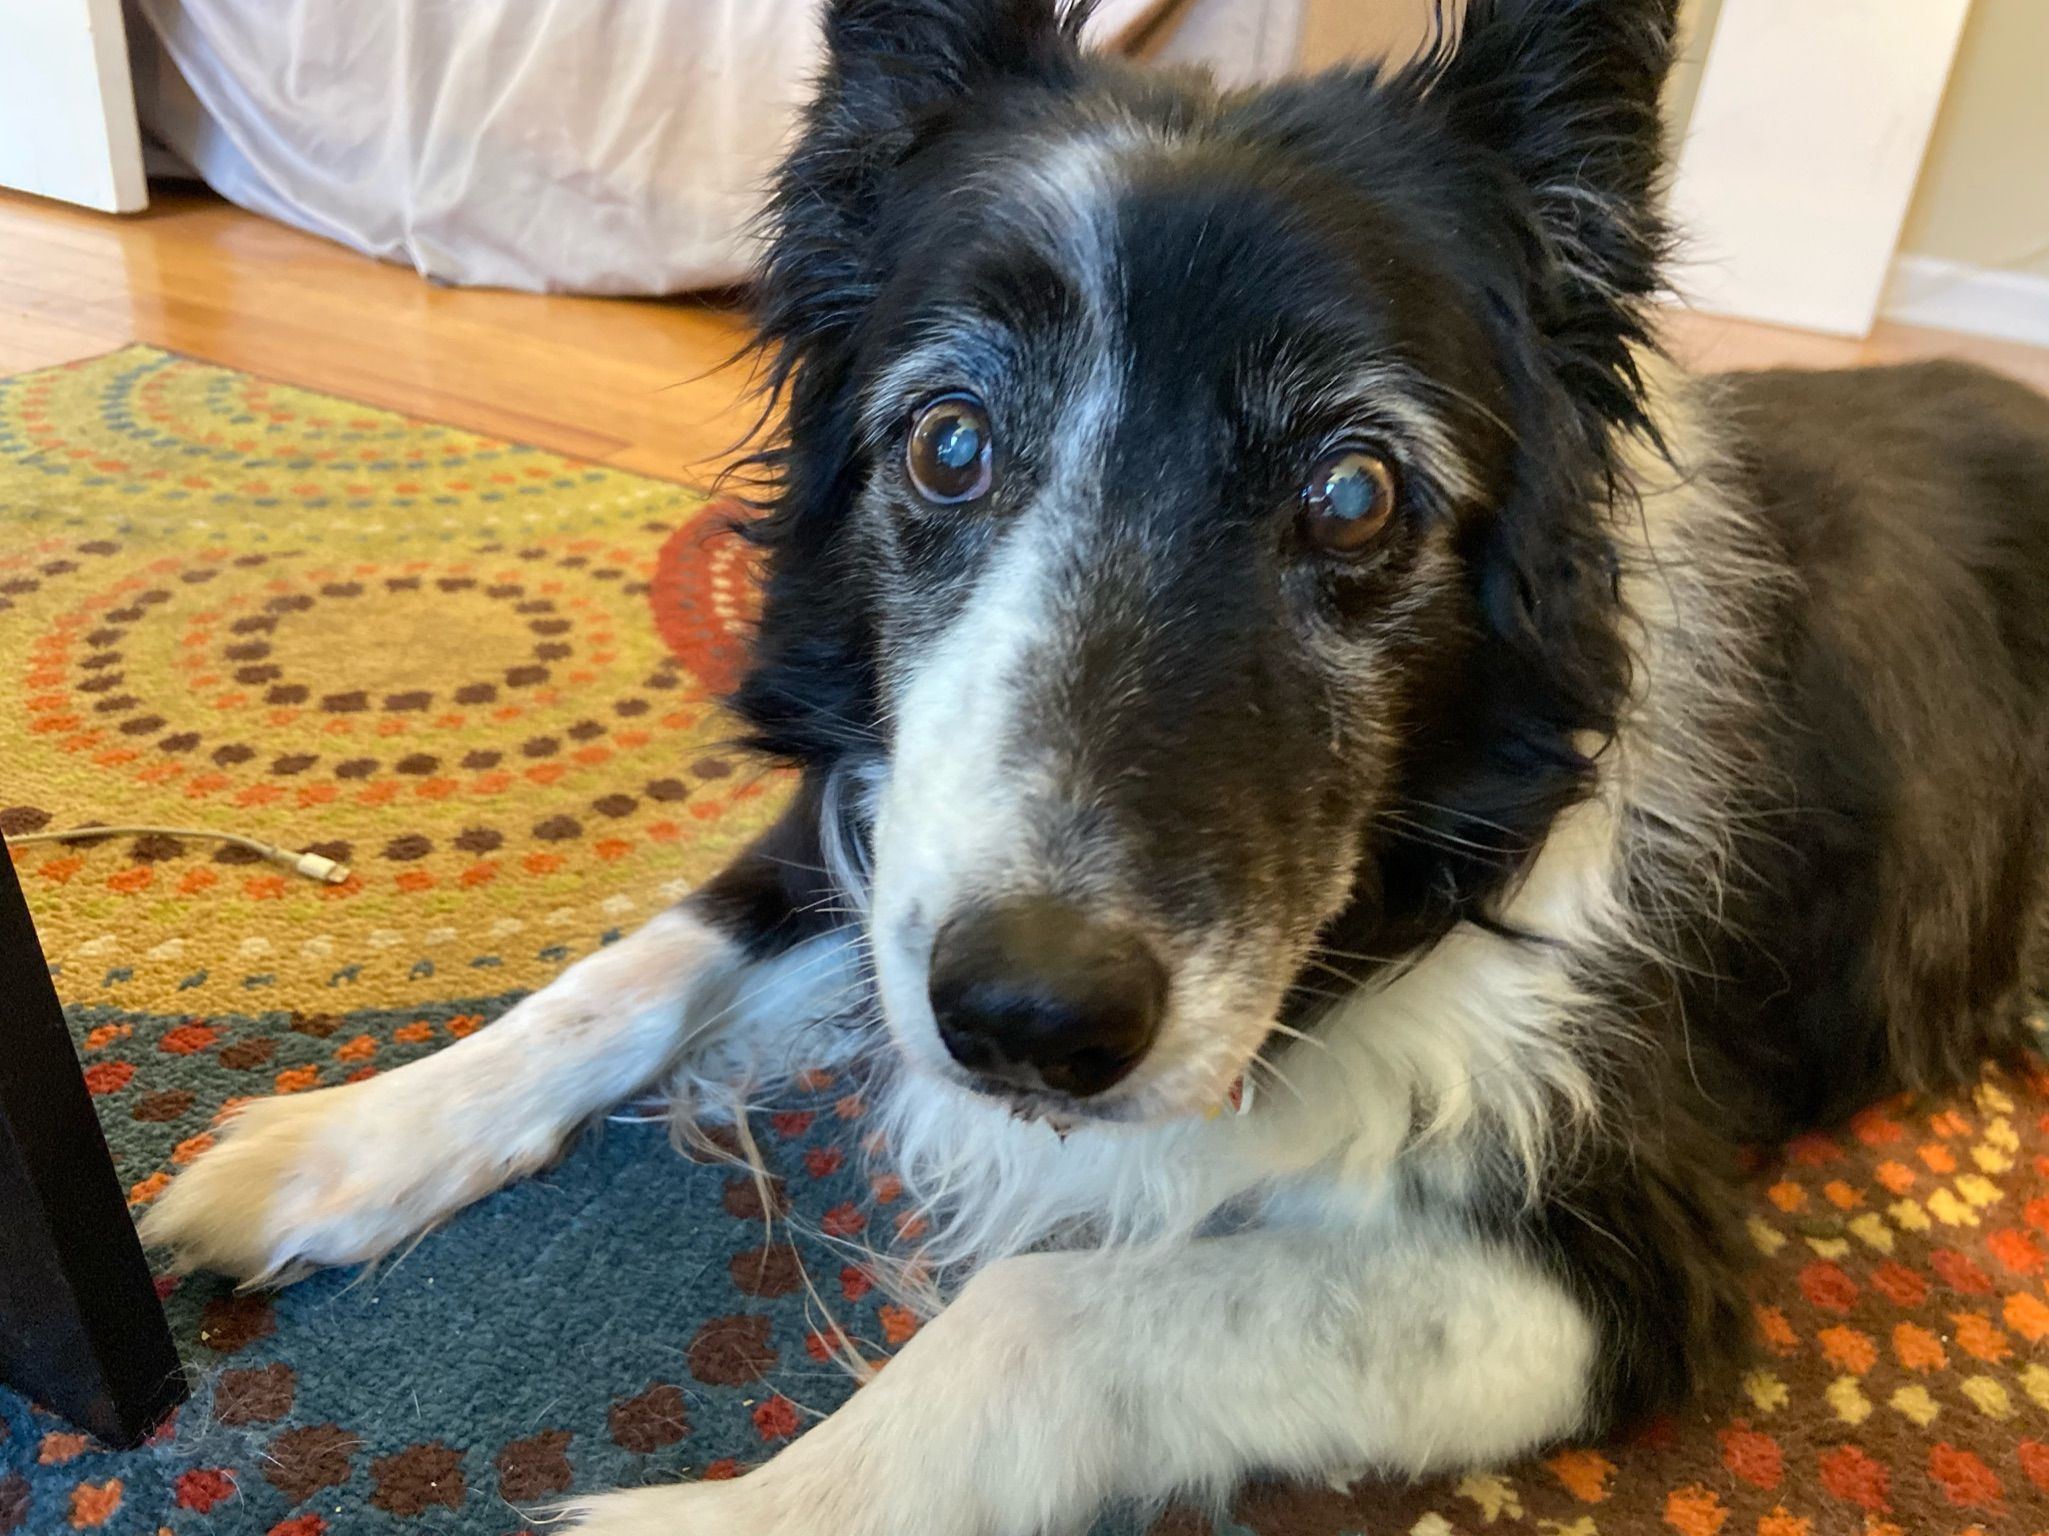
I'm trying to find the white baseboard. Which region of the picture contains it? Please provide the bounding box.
[1880,255,2049,350]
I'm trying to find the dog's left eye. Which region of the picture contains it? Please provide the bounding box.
[906,394,995,505]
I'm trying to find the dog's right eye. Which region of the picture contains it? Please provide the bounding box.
[906,394,995,505]
[1300,447,1397,557]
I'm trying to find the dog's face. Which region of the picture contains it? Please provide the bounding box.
[740,0,1675,1123]
[856,138,1506,1121]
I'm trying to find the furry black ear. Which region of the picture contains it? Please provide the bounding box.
[1426,0,1680,432]
[1348,1,1680,922]
[758,0,1090,373]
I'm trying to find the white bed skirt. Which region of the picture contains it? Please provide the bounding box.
[128,0,1303,296]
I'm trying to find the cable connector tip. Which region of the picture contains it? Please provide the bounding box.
[287,851,350,884]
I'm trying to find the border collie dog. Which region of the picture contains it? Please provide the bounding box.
[146,1,2049,1530]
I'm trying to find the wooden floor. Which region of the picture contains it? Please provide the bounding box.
[4,185,2048,487]
[0,189,762,488]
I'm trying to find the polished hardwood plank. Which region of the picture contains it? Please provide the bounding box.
[3,186,2046,487]
[1663,306,2049,393]
[0,187,761,486]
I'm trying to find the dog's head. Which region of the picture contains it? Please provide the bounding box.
[735,0,1677,1122]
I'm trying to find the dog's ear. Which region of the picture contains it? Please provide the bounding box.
[1428,0,1679,426]
[759,0,1089,369]
[1389,4,1679,842]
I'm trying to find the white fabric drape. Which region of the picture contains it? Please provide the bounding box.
[127,0,1299,295]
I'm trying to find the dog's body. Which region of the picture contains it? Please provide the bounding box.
[142,2,2049,1531]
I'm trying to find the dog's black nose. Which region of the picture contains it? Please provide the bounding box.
[928,898,1166,1099]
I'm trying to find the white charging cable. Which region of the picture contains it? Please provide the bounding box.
[4,826,352,885]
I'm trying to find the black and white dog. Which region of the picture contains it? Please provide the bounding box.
[145,1,2049,1530]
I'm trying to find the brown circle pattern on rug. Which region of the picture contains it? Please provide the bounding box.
[1,346,781,1020]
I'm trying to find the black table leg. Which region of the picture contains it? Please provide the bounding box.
[0,848,186,1448]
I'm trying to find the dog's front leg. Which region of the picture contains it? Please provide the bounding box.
[141,773,867,1281]
[567,1224,1599,1536]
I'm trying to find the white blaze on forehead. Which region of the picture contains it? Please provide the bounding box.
[858,129,1139,444]
[987,127,1142,326]
[867,132,1139,1063]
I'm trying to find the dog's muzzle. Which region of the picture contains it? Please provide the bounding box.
[927,896,1166,1099]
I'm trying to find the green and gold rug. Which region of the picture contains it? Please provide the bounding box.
[1,345,778,1018]
[3,348,2047,1536]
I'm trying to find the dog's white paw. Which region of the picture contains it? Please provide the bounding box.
[559,1479,780,1536]
[138,1077,554,1282]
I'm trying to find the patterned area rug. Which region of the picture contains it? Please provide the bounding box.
[3,347,2047,1536]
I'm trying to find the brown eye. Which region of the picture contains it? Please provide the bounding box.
[906,394,994,505]
[1300,447,1397,556]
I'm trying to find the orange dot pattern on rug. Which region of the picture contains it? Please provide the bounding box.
[0,346,784,1013]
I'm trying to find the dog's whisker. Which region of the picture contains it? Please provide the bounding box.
[1374,812,1517,860]
[1245,1051,1308,1107]
[1262,1020,1332,1055]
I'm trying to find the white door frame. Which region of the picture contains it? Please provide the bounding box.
[0,0,147,212]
